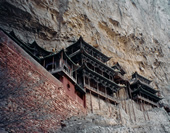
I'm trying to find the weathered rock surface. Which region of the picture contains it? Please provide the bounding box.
[0,0,170,132]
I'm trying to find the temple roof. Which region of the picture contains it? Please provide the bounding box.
[74,63,124,92]
[132,72,152,84]
[3,30,53,62]
[66,36,111,63]
[132,86,162,102]
[45,49,78,65]
[70,48,120,74]
[130,79,158,94]
[28,41,52,57]
[112,62,126,75]
[10,31,52,57]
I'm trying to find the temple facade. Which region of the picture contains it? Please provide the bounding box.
[130,72,162,107]
[2,28,162,111]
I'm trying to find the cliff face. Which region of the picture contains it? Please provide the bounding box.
[0,0,170,132]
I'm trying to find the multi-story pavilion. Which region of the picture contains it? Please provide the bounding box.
[130,72,162,107]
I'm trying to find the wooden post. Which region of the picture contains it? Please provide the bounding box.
[117,92,122,124]
[142,99,149,121]
[140,97,146,121]
[128,84,136,122]
[125,83,132,122]
[88,78,90,88]
[52,56,54,70]
[124,88,127,114]
[75,71,77,82]
[146,96,150,121]
[98,94,101,110]
[60,51,63,68]
[108,99,111,117]
[83,75,85,86]
[43,59,46,68]
[90,91,93,113]
[142,101,146,121]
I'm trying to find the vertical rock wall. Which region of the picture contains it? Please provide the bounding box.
[0,0,169,106]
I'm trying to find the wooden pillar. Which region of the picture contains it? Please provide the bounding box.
[97,82,99,91]
[83,75,85,86]
[90,91,93,113]
[104,85,106,95]
[125,82,132,122]
[139,95,146,121]
[98,94,101,110]
[75,71,77,82]
[88,77,90,88]
[117,92,122,124]
[141,101,146,121]
[52,56,54,70]
[128,84,136,122]
[60,51,63,68]
[83,94,86,109]
[146,96,150,121]
[43,59,46,68]
[124,88,127,114]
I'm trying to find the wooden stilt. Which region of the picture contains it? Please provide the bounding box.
[125,83,132,122]
[98,95,101,110]
[140,98,146,121]
[90,91,93,113]
[43,59,46,68]
[117,92,122,124]
[143,99,149,121]
[52,56,54,70]
[124,88,127,114]
[128,85,136,122]
[146,96,150,121]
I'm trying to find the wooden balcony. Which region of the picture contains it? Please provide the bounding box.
[85,85,119,104]
[134,95,158,107]
[50,67,77,83]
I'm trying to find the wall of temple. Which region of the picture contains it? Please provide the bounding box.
[0,30,85,132]
[61,76,85,107]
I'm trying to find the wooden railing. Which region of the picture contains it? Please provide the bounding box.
[85,85,119,104]
[135,95,158,107]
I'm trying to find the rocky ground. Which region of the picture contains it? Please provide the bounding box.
[0,0,170,132]
[58,107,170,133]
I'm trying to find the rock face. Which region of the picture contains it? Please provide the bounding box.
[0,0,170,132]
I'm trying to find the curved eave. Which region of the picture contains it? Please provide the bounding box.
[76,63,123,91]
[133,72,152,84]
[44,49,80,69]
[131,79,158,94]
[80,37,110,62]
[82,49,120,74]
[66,36,110,62]
[132,87,162,101]
[31,41,52,55]
[2,29,41,62]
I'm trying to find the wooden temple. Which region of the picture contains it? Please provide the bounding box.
[130,72,162,107]
[66,37,124,104]
[2,28,162,111]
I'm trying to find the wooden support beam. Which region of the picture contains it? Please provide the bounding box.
[125,83,132,122]
[117,92,122,124]
[98,95,101,110]
[90,91,93,113]
[124,88,127,114]
[128,85,136,122]
[43,59,45,68]
[144,96,150,120]
[52,56,54,70]
[140,96,146,121]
